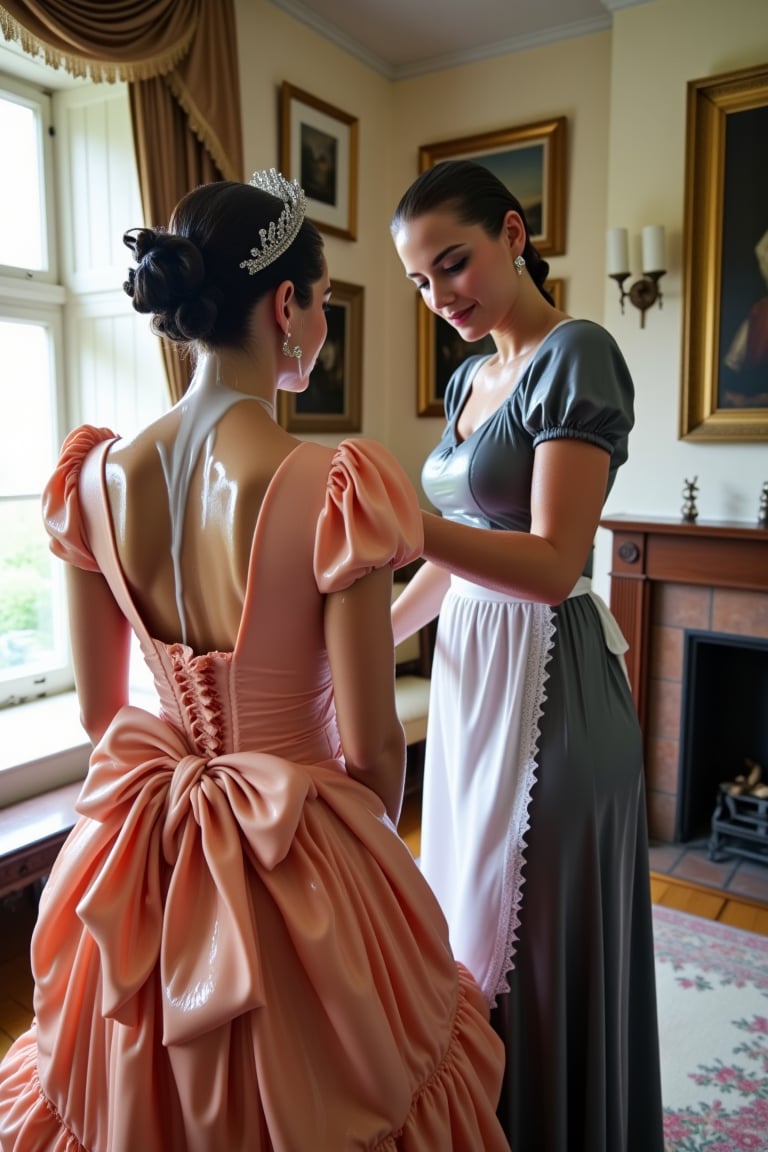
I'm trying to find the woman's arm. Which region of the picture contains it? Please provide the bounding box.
[325,565,406,824]
[66,565,132,745]
[423,438,611,604]
[391,560,449,646]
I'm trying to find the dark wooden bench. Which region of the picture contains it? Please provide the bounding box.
[0,781,81,899]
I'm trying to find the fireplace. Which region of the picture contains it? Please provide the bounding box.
[600,515,768,845]
[677,630,768,847]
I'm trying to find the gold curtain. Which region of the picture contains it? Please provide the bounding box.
[0,0,244,402]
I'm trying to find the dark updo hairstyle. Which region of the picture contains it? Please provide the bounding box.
[123,180,325,349]
[391,159,554,306]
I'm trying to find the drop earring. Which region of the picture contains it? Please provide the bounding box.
[514,254,526,277]
[282,333,302,359]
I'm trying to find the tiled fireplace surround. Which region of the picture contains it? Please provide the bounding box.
[601,515,768,902]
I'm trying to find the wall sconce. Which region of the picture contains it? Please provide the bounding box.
[606,226,666,328]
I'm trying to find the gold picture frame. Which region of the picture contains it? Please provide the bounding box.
[280,82,358,241]
[278,280,363,433]
[679,62,768,441]
[418,118,567,257]
[417,279,565,418]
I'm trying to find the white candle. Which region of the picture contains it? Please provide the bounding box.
[607,228,629,276]
[642,225,666,273]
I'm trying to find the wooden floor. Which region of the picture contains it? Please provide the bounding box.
[2,792,767,1063]
[397,790,768,935]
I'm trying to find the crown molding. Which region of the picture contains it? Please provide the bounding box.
[267,0,613,81]
[267,0,393,76]
[599,0,653,12]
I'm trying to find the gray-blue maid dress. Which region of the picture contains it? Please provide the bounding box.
[419,318,665,1152]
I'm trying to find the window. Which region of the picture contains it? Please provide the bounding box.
[0,74,55,280]
[0,50,165,804]
[0,74,71,706]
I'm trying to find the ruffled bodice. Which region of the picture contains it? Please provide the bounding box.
[43,425,422,766]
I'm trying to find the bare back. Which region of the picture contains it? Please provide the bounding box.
[104,381,297,654]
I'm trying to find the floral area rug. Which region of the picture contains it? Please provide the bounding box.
[653,904,768,1151]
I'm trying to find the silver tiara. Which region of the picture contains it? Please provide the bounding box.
[239,169,307,275]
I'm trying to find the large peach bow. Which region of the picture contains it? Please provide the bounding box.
[74,706,317,1046]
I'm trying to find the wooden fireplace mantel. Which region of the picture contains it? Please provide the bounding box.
[599,514,768,736]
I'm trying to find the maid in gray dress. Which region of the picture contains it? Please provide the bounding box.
[390,160,665,1152]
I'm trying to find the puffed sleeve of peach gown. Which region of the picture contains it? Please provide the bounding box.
[41,424,117,571]
[314,438,424,593]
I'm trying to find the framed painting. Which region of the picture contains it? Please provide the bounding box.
[418,118,567,258]
[680,62,768,441]
[417,279,565,417]
[279,82,358,241]
[278,280,363,433]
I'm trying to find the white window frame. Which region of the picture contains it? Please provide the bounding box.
[0,297,71,700]
[0,72,57,284]
[0,72,72,707]
[0,49,166,801]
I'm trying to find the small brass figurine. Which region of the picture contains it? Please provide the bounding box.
[759,481,768,529]
[681,476,699,522]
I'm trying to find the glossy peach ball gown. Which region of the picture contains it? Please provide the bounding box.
[0,422,506,1152]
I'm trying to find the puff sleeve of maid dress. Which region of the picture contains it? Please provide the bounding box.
[0,425,507,1152]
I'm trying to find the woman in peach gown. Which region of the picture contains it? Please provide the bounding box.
[0,172,507,1152]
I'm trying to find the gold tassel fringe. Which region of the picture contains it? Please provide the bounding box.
[0,8,195,84]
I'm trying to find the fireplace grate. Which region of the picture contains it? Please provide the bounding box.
[709,786,768,865]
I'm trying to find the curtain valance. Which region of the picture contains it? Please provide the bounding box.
[0,0,242,181]
[1,0,245,400]
[0,1,199,83]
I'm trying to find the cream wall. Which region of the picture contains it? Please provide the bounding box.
[235,0,768,601]
[235,0,396,445]
[593,0,768,596]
